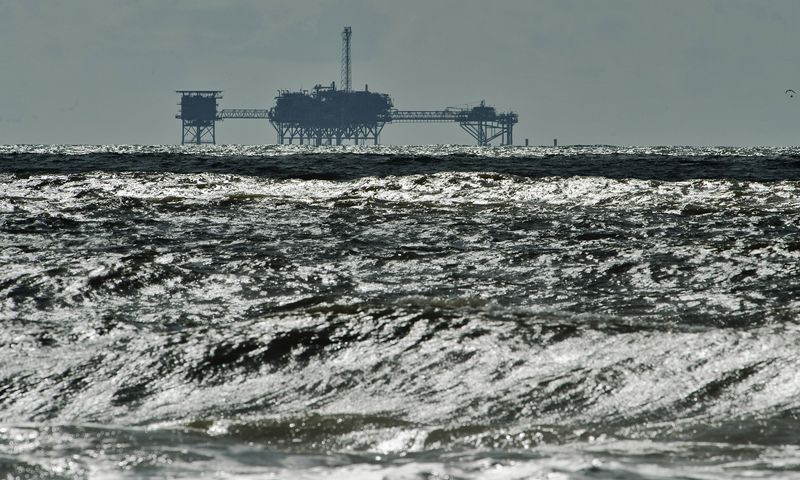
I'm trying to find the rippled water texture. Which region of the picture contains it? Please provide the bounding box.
[2,145,800,479]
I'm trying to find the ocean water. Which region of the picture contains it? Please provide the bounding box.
[2,144,800,479]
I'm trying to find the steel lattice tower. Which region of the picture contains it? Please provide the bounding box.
[175,91,222,145]
[341,27,352,92]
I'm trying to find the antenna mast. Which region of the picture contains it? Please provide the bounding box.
[341,27,352,91]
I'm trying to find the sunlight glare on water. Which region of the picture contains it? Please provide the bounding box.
[2,145,800,479]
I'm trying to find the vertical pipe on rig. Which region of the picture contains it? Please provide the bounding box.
[342,27,352,92]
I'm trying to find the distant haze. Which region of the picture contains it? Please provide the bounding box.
[2,0,800,146]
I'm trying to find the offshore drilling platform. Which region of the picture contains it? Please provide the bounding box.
[176,27,518,146]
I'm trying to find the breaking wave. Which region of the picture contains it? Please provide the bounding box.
[2,145,800,479]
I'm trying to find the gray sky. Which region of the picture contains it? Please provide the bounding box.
[2,0,800,146]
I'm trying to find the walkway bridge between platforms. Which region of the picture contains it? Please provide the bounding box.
[218,109,270,119]
[388,107,518,146]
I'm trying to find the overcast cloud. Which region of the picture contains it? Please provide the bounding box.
[2,0,800,146]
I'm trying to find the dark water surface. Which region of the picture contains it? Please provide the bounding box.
[2,145,800,479]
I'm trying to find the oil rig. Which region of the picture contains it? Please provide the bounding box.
[176,27,518,146]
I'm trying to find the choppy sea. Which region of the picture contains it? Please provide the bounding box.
[3,144,800,479]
